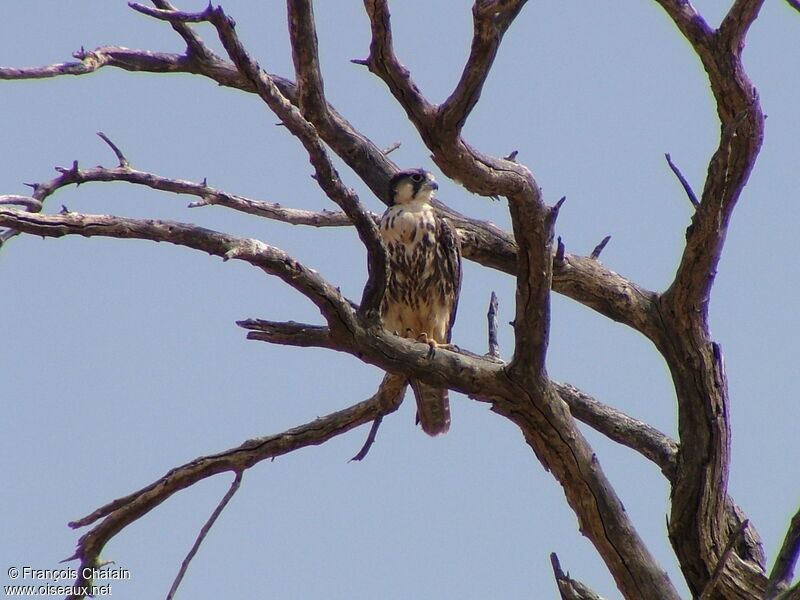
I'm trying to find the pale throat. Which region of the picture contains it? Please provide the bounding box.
[396,190,434,207]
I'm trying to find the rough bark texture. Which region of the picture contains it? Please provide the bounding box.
[1,1,794,599]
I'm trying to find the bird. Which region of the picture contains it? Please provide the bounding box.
[379,168,462,435]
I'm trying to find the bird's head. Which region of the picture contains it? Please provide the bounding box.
[388,168,438,206]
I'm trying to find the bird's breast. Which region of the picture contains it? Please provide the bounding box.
[380,204,436,246]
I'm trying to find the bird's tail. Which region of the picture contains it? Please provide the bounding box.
[410,379,450,436]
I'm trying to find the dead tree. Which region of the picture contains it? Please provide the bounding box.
[1,1,799,599]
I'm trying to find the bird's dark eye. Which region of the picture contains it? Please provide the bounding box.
[410,173,424,182]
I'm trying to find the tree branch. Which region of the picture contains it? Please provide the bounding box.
[552,251,660,339]
[486,291,501,360]
[554,382,677,481]
[23,139,364,229]
[437,0,528,135]
[237,319,331,347]
[206,3,388,323]
[697,518,750,600]
[766,505,800,599]
[0,38,662,338]
[649,1,768,597]
[286,0,328,120]
[551,553,608,600]
[63,375,406,599]
[0,46,200,80]
[126,2,388,323]
[0,208,356,332]
[361,5,681,597]
[148,0,219,61]
[664,152,699,207]
[361,0,436,127]
[589,235,611,260]
[777,585,800,600]
[718,0,765,51]
[165,471,243,600]
[0,195,42,211]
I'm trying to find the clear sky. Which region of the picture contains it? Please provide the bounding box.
[2,2,798,598]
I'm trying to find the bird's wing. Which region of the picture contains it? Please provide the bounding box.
[438,215,462,343]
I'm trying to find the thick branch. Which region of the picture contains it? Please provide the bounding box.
[240,317,506,399]
[362,0,435,127]
[660,0,765,309]
[650,2,767,598]
[287,0,328,119]
[361,5,681,597]
[437,0,528,135]
[504,188,552,377]
[202,4,387,323]
[553,247,660,340]
[0,42,660,336]
[491,380,681,600]
[366,0,551,374]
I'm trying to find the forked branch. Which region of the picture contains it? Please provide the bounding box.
[0,27,661,338]
[130,2,388,321]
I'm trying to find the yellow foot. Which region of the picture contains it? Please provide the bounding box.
[416,332,438,359]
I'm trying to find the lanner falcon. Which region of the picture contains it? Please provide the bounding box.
[379,169,462,435]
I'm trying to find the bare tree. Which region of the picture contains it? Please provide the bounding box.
[1,2,799,599]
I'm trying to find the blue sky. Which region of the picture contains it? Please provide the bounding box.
[2,2,799,598]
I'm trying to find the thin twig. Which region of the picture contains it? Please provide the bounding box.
[146,0,219,61]
[128,2,211,23]
[350,417,383,461]
[165,471,243,600]
[97,132,130,168]
[382,141,401,155]
[665,152,699,207]
[551,196,567,218]
[486,292,501,360]
[589,236,611,260]
[550,552,607,600]
[554,236,565,264]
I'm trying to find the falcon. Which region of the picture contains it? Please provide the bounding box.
[379,168,462,435]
